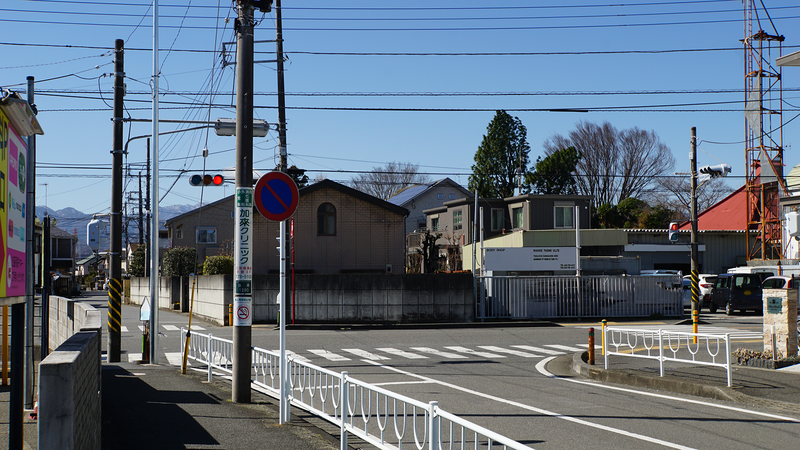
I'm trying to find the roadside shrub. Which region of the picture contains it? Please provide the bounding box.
[162,247,197,276]
[203,255,234,275]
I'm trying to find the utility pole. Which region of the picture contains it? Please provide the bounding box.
[24,76,36,409]
[275,0,290,424]
[145,138,151,277]
[108,38,124,362]
[139,173,144,245]
[232,0,256,403]
[690,127,699,315]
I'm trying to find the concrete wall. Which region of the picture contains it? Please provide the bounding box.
[129,273,475,325]
[48,295,102,352]
[128,276,180,311]
[39,331,101,450]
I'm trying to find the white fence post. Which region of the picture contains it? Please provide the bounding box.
[207,334,214,382]
[428,401,438,450]
[340,372,348,450]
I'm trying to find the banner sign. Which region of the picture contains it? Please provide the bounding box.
[234,187,253,297]
[0,109,26,298]
[233,297,252,326]
[484,247,576,272]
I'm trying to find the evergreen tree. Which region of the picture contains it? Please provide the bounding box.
[525,146,581,195]
[468,111,531,198]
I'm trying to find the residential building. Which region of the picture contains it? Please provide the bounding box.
[164,179,408,274]
[387,178,473,234]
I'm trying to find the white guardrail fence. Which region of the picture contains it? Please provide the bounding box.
[182,328,534,450]
[603,327,741,387]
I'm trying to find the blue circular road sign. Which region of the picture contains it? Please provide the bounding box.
[254,171,299,221]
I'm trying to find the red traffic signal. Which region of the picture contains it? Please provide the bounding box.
[189,174,225,186]
[668,222,679,242]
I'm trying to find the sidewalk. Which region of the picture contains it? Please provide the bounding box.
[567,349,800,416]
[101,361,341,450]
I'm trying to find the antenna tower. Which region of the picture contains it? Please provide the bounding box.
[744,1,786,260]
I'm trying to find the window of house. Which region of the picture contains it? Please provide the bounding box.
[438,193,443,200]
[555,205,574,228]
[318,203,336,236]
[511,207,523,229]
[453,210,463,231]
[491,209,504,231]
[449,193,455,199]
[176,225,183,240]
[430,217,439,231]
[196,227,217,244]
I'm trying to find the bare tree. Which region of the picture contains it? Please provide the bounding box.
[544,121,675,206]
[349,162,431,200]
[648,176,734,222]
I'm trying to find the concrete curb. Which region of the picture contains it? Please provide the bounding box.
[570,351,745,403]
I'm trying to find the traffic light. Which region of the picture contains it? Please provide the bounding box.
[189,174,224,187]
[698,164,731,178]
[668,222,679,243]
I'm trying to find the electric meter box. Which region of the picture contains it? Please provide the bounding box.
[786,212,800,237]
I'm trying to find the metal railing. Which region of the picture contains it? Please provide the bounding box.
[182,328,534,450]
[603,327,734,386]
[477,275,682,319]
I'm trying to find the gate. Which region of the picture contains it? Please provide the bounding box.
[476,275,682,319]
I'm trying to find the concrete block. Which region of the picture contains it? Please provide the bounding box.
[387,305,402,322]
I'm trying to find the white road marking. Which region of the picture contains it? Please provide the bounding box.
[367,360,697,449]
[544,344,584,352]
[511,345,564,355]
[342,348,391,360]
[444,346,504,358]
[285,351,311,363]
[534,357,800,424]
[164,352,184,366]
[411,347,468,359]
[162,324,180,331]
[308,349,351,361]
[127,353,141,362]
[121,326,129,333]
[193,326,206,331]
[376,347,428,359]
[138,325,146,332]
[478,345,542,358]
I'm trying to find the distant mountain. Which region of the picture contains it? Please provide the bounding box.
[36,204,200,258]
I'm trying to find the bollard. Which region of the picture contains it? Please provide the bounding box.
[228,303,233,326]
[588,327,595,365]
[601,319,607,356]
[692,310,699,344]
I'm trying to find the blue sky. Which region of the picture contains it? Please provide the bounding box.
[2,0,799,218]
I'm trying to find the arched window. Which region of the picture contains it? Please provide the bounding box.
[318,203,336,236]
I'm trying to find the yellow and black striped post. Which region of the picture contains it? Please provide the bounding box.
[107,278,122,361]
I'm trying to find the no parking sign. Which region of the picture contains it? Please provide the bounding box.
[254,171,299,221]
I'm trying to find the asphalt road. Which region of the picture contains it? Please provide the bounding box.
[86,292,799,450]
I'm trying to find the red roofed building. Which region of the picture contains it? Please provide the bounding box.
[678,185,748,231]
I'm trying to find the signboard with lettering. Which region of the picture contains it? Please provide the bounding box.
[767,297,783,314]
[0,109,26,298]
[484,247,576,272]
[235,187,253,298]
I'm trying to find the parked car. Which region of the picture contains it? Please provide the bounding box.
[708,272,772,315]
[681,274,718,308]
[761,275,800,290]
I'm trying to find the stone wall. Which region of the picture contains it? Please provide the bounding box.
[129,273,475,325]
[39,331,101,450]
[48,295,102,354]
[762,288,799,358]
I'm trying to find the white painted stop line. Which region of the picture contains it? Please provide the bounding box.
[376,347,428,359]
[342,348,390,360]
[410,347,468,359]
[308,349,350,361]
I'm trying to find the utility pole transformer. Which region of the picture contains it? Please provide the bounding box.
[108,39,124,362]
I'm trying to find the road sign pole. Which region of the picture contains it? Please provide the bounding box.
[279,218,288,424]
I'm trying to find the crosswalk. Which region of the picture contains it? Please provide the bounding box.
[120,325,206,333]
[300,343,592,362]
